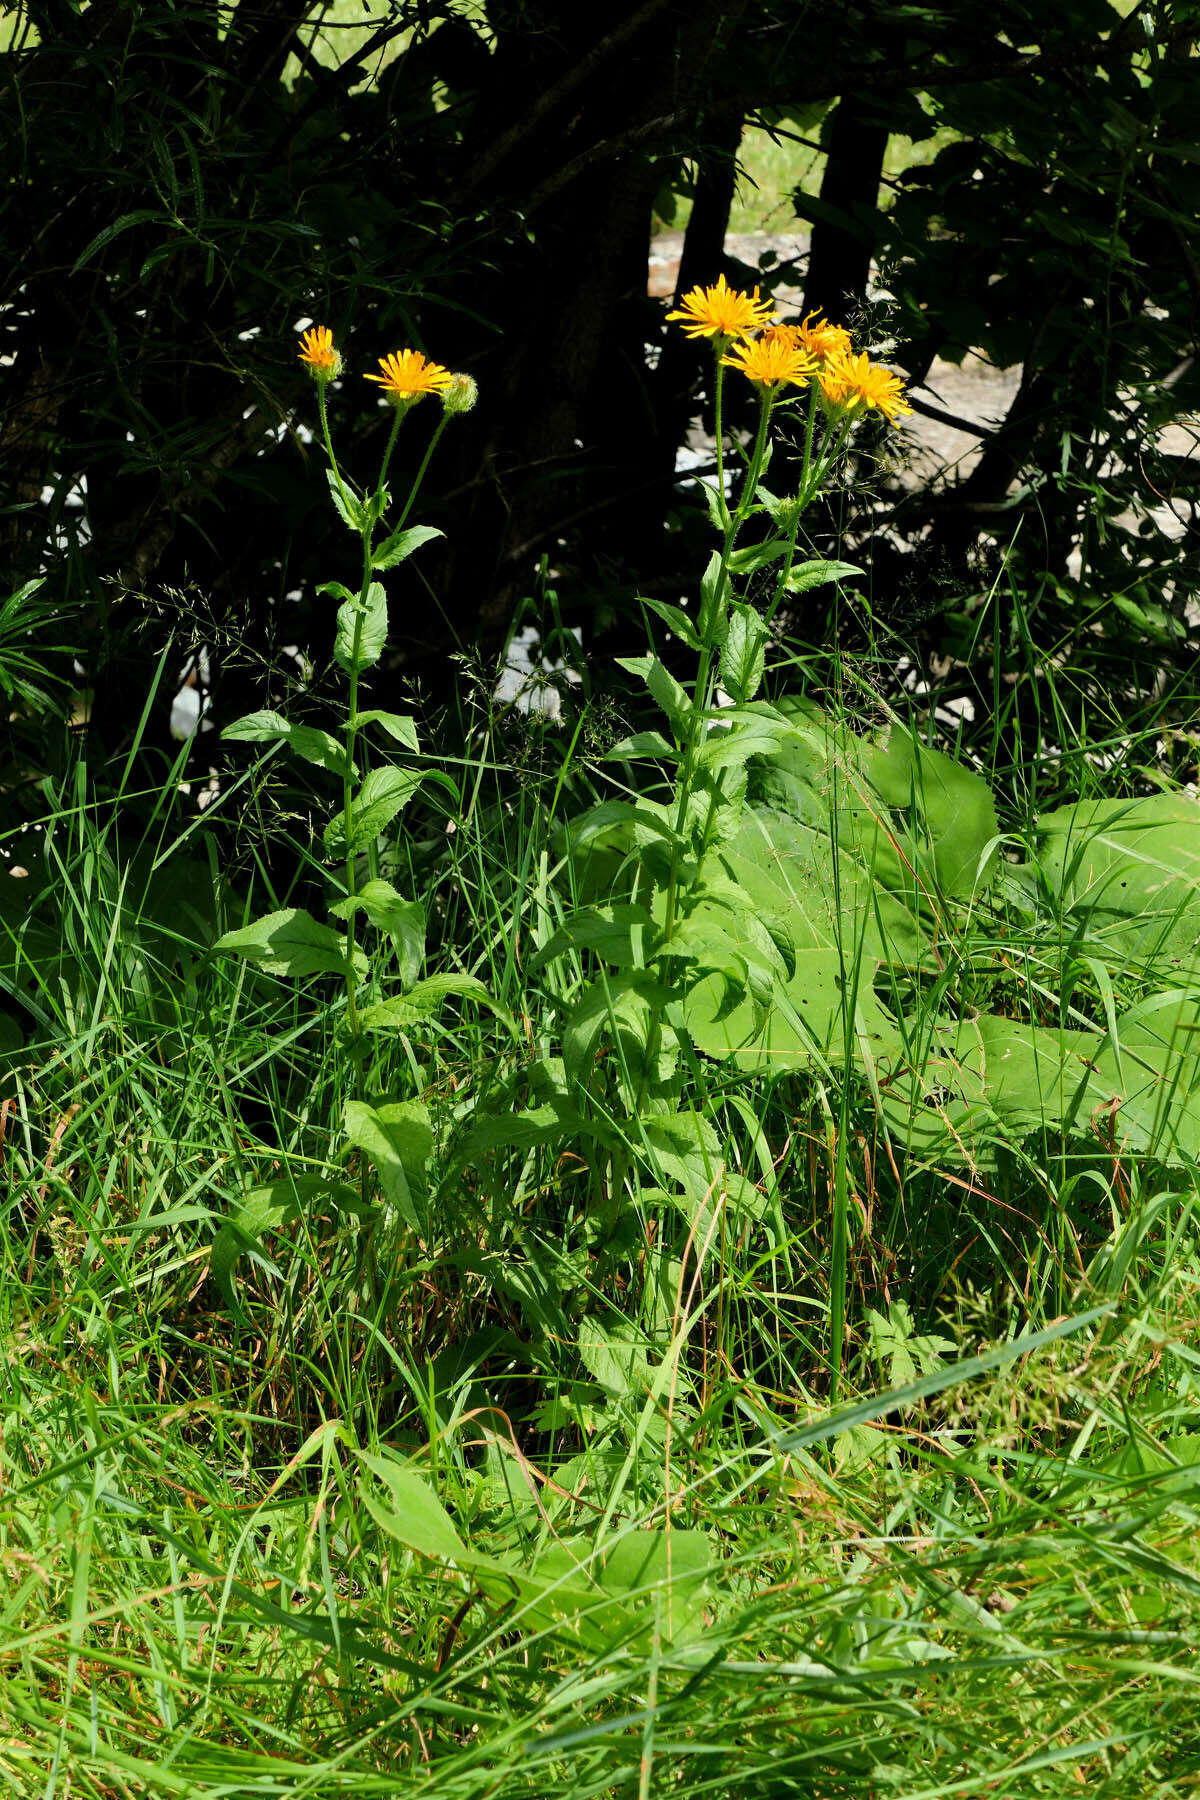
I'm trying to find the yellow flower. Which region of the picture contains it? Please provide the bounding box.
[820,349,913,423]
[298,325,341,379]
[364,349,453,406]
[790,311,854,363]
[720,332,817,393]
[665,273,776,340]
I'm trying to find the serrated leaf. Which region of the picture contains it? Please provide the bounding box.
[344,1098,432,1233]
[699,550,727,639]
[334,580,388,674]
[329,880,425,987]
[728,537,787,576]
[783,559,863,594]
[360,972,514,1035]
[326,468,365,532]
[533,902,658,970]
[215,908,368,980]
[372,523,443,570]
[602,731,679,762]
[642,598,702,651]
[222,708,353,777]
[324,766,422,857]
[353,709,419,751]
[720,602,767,704]
[615,655,691,735]
[700,479,731,535]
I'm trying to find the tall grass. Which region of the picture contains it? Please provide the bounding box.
[3,632,1199,1797]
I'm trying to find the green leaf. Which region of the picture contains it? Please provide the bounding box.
[719,603,767,704]
[533,902,658,970]
[356,1451,467,1561]
[1037,794,1200,976]
[862,727,1000,901]
[325,469,366,532]
[783,559,863,594]
[642,598,702,652]
[372,523,443,570]
[215,908,368,980]
[728,537,787,576]
[600,1531,712,1643]
[329,880,425,987]
[344,1098,432,1233]
[222,709,353,777]
[602,730,679,763]
[563,971,675,1089]
[70,209,167,274]
[360,972,515,1035]
[353,709,420,752]
[323,767,422,858]
[209,1176,370,1317]
[614,655,691,736]
[334,580,388,674]
[699,550,727,639]
[700,479,731,535]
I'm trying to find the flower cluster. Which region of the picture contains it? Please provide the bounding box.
[297,327,475,415]
[665,279,912,421]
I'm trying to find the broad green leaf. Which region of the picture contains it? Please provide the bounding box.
[728,537,787,576]
[334,580,388,674]
[862,727,1000,901]
[699,550,727,639]
[222,708,353,777]
[563,972,675,1089]
[700,479,730,535]
[330,879,425,987]
[356,1450,642,1653]
[615,654,691,736]
[533,902,658,971]
[360,972,514,1035]
[642,598,702,651]
[576,1318,653,1403]
[600,1531,712,1642]
[720,602,767,704]
[1037,794,1200,976]
[325,468,365,532]
[372,523,443,570]
[356,1451,467,1561]
[603,730,679,763]
[344,1098,432,1232]
[352,708,419,751]
[782,558,863,594]
[323,766,422,857]
[215,908,367,980]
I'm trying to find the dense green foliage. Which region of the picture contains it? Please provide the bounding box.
[2,4,1200,1795]
[5,288,1200,1791]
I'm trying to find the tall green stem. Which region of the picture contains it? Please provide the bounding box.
[397,413,448,529]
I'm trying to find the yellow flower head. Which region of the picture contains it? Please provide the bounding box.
[364,348,453,407]
[820,349,913,423]
[720,331,817,394]
[298,325,341,380]
[665,273,776,341]
[791,311,854,363]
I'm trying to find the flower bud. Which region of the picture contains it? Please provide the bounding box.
[442,372,479,417]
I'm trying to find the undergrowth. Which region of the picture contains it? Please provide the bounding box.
[2,299,1199,1799]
